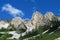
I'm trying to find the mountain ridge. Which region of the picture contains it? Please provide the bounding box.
[0,11,60,30]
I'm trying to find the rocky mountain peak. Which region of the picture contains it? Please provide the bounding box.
[31,11,44,27]
[0,11,59,32]
[44,12,55,21]
[11,17,23,28]
[31,11,43,20]
[0,20,9,29]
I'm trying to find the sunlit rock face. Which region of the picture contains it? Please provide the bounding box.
[31,11,45,27]
[23,18,30,28]
[56,15,60,21]
[44,12,55,21]
[44,12,57,26]
[0,20,9,29]
[17,23,27,33]
[11,17,22,28]
[24,20,35,29]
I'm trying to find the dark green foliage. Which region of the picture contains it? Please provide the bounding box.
[21,25,50,39]
[22,20,60,40]
[8,23,17,31]
[19,34,23,40]
[7,38,17,40]
[17,28,27,33]
[10,24,16,30]
[23,30,38,39]
[0,33,12,40]
[17,24,27,33]
[29,29,60,40]
[0,20,60,40]
[0,34,3,37]
[42,25,51,31]
[48,20,60,33]
[0,28,8,32]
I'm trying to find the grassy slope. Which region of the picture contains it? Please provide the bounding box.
[28,29,60,40]
[0,28,60,40]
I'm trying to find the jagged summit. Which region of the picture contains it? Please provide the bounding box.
[32,11,42,15]
[44,12,55,21]
[0,11,60,30]
[0,11,60,39]
[31,11,43,20]
[11,17,23,28]
[31,11,44,27]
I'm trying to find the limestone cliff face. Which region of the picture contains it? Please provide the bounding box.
[44,12,55,21]
[0,20,9,29]
[31,11,45,27]
[24,20,34,29]
[56,16,60,21]
[24,11,56,28]
[23,11,44,29]
[11,17,22,28]
[0,11,59,30]
[43,12,54,25]
[43,12,58,26]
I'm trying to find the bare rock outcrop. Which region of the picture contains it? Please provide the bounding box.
[11,17,22,28]
[56,15,60,21]
[0,20,9,29]
[44,12,55,21]
[44,12,58,26]
[31,11,45,27]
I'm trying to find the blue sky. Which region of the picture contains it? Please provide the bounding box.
[0,0,60,19]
